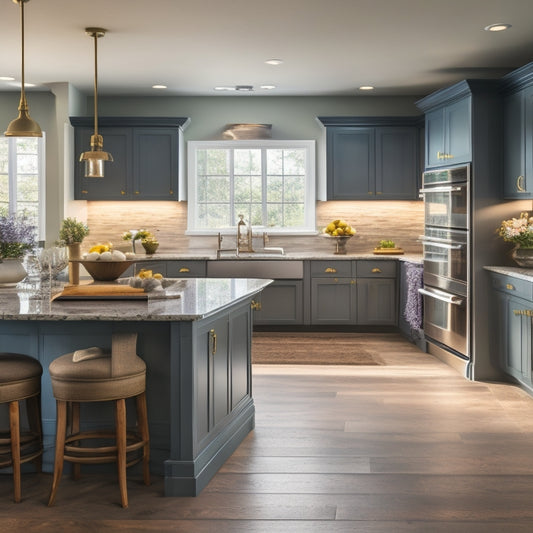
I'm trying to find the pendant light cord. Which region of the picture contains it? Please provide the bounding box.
[93,31,99,138]
[19,0,26,105]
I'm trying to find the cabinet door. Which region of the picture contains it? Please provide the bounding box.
[445,97,471,166]
[503,91,527,198]
[327,128,375,199]
[75,127,132,200]
[375,127,418,199]
[357,278,397,325]
[506,297,533,384]
[311,278,356,324]
[133,128,179,200]
[425,108,445,168]
[253,280,303,325]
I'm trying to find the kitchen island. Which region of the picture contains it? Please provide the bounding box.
[0,277,271,496]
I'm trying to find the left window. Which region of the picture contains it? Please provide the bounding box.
[0,135,45,241]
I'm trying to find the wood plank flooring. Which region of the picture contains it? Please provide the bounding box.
[2,333,533,532]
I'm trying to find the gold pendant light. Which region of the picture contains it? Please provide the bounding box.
[5,0,42,138]
[80,27,113,178]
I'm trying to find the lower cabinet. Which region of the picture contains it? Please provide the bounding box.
[311,278,356,324]
[356,277,397,325]
[253,280,304,326]
[195,302,251,445]
[490,272,533,388]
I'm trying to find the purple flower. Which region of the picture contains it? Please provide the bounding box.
[0,214,37,260]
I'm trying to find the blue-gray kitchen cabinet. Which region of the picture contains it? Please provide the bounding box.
[424,96,471,168]
[253,280,304,326]
[502,85,533,198]
[71,117,189,200]
[318,117,420,200]
[356,260,398,325]
[490,272,533,389]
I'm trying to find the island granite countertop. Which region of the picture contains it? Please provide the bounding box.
[484,266,533,282]
[0,278,272,321]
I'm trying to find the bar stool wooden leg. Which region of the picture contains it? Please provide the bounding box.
[70,402,81,481]
[115,398,128,509]
[136,392,151,486]
[48,400,67,507]
[9,401,21,503]
[26,394,43,472]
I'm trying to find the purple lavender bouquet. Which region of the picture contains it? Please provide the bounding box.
[0,214,37,260]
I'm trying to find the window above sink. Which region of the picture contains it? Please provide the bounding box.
[186,140,316,235]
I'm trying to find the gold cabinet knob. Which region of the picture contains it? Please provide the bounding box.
[120,190,126,195]
[506,283,515,290]
[135,191,140,195]
[251,299,262,311]
[179,267,190,273]
[81,190,88,194]
[325,267,337,273]
[371,267,382,273]
[169,189,174,195]
[517,175,526,192]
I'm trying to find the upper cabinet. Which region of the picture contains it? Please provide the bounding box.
[424,97,471,168]
[318,117,421,200]
[500,63,533,199]
[70,117,190,201]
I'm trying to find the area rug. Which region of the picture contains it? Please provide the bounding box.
[252,332,384,365]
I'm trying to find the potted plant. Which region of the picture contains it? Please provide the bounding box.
[0,214,36,286]
[498,212,533,267]
[59,217,90,284]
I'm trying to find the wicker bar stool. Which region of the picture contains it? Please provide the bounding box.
[0,353,43,503]
[47,332,150,508]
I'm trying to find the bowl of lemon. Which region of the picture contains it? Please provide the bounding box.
[77,244,135,281]
[322,220,356,255]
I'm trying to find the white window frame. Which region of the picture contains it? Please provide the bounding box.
[0,134,46,242]
[187,139,316,235]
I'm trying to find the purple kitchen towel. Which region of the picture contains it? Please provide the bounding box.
[404,262,423,330]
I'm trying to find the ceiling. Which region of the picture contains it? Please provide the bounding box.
[1,0,533,97]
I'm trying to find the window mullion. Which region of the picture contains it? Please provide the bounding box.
[261,148,267,226]
[229,148,235,226]
[7,139,17,216]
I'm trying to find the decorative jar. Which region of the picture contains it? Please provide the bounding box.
[0,258,27,287]
[512,246,533,268]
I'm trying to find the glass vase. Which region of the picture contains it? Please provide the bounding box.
[512,246,533,268]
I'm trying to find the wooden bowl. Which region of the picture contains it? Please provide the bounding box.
[77,260,134,281]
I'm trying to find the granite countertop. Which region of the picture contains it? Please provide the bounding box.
[0,278,272,321]
[484,266,533,282]
[132,251,424,263]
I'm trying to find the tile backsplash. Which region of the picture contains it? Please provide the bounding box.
[86,200,424,255]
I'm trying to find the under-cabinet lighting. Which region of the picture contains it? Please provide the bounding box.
[484,23,511,32]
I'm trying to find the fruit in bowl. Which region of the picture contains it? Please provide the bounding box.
[78,259,134,281]
[322,219,356,236]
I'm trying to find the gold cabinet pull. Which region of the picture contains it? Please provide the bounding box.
[169,189,173,195]
[350,279,356,285]
[179,267,190,273]
[514,309,533,317]
[376,191,382,195]
[437,151,444,159]
[81,189,88,194]
[251,299,262,311]
[506,283,515,290]
[371,267,382,273]
[517,175,526,192]
[209,329,217,355]
[325,267,337,273]
[135,191,140,195]
[120,190,126,195]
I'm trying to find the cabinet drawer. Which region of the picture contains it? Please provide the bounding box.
[167,260,207,277]
[310,261,353,277]
[491,273,533,300]
[356,260,396,278]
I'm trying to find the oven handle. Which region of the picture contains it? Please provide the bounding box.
[418,287,464,306]
[419,186,465,193]
[419,237,465,250]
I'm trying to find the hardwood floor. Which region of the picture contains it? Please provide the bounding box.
[2,333,533,532]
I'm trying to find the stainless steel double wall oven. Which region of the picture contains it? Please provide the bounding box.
[419,164,470,360]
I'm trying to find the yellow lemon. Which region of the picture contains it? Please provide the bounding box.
[153,273,163,280]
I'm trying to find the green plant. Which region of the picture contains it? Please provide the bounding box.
[379,239,395,248]
[59,217,90,244]
[122,229,157,243]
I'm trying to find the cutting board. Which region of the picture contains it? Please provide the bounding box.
[52,283,147,300]
[373,248,404,255]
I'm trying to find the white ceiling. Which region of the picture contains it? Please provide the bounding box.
[1,0,533,97]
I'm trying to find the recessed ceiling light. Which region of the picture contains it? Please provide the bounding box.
[214,86,236,91]
[0,76,15,81]
[484,23,511,32]
[359,86,375,91]
[260,85,276,90]
[265,59,283,66]
[152,84,167,89]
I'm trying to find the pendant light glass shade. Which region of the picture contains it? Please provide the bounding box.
[5,0,42,137]
[80,27,112,178]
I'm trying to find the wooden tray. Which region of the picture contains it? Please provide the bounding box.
[52,283,147,300]
[373,248,404,255]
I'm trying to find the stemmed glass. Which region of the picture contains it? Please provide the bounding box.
[35,246,68,295]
